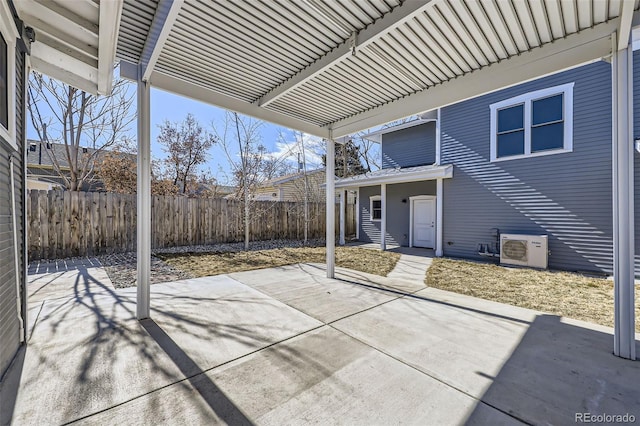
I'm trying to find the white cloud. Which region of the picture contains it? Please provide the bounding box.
[268,132,325,169]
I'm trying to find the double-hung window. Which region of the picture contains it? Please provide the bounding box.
[490,83,573,161]
[0,32,7,131]
[0,3,17,149]
[370,195,382,221]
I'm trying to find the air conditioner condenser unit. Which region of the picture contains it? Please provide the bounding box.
[500,234,548,269]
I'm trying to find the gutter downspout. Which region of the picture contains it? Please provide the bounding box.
[10,157,25,343]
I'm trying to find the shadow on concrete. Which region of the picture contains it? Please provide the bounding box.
[9,264,337,424]
[140,319,254,425]
[465,315,640,425]
[0,346,25,426]
[335,275,531,325]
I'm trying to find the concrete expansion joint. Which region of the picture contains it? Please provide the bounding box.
[63,322,328,425]
[327,322,531,426]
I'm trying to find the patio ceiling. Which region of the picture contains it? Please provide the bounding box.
[117,0,639,138]
[15,0,122,94]
[11,0,639,361]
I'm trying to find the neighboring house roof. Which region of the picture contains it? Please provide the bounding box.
[214,185,237,194]
[26,140,134,192]
[26,140,133,168]
[333,164,453,189]
[260,168,325,188]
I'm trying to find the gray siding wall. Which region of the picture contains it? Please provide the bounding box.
[359,186,381,244]
[359,181,436,246]
[1,43,26,378]
[441,59,617,274]
[382,122,436,169]
[634,51,640,275]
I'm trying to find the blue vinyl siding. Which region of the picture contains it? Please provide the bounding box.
[634,50,640,275]
[382,122,436,169]
[1,43,26,379]
[359,186,381,244]
[359,181,436,246]
[441,59,618,274]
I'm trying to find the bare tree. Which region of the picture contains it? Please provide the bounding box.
[213,112,266,249]
[157,113,216,194]
[352,133,381,172]
[97,150,137,194]
[28,72,134,191]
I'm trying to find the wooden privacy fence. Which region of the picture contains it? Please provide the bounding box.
[27,190,356,261]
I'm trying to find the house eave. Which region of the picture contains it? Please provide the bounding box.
[361,119,437,143]
[333,164,453,189]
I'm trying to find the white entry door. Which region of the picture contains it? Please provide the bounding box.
[412,197,436,248]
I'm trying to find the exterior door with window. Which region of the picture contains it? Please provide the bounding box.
[412,197,436,248]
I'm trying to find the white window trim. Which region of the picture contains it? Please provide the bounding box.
[489,82,574,162]
[369,195,381,222]
[0,1,18,150]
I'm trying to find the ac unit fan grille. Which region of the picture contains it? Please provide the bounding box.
[502,240,528,261]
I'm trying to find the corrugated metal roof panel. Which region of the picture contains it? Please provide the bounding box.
[116,0,156,64]
[114,0,638,132]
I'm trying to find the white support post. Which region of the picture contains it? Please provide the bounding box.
[339,189,346,245]
[381,183,387,251]
[326,137,335,278]
[436,178,444,257]
[137,71,151,320]
[435,108,441,165]
[355,188,360,240]
[611,33,635,360]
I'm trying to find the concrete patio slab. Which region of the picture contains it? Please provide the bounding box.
[76,327,521,426]
[127,276,323,370]
[27,261,114,303]
[3,260,639,425]
[230,271,397,324]
[230,263,427,325]
[2,272,323,425]
[332,286,640,425]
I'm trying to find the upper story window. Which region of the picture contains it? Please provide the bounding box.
[490,83,574,162]
[370,195,382,221]
[0,2,17,150]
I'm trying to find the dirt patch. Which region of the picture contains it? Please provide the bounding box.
[426,258,640,331]
[157,246,400,278]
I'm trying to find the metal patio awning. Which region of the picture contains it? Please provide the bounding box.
[14,0,122,94]
[12,0,639,360]
[116,0,639,138]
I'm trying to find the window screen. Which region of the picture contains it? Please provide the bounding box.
[497,104,524,158]
[371,199,382,220]
[531,94,564,152]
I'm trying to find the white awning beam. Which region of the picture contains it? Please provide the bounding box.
[30,43,98,94]
[328,18,626,138]
[255,0,433,107]
[97,0,123,94]
[120,61,330,138]
[140,0,183,83]
[618,0,636,51]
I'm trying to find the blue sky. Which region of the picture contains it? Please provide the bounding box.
[148,86,306,184]
[149,86,329,183]
[27,79,327,185]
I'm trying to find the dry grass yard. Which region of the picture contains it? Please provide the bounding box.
[426,258,640,331]
[157,246,401,278]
